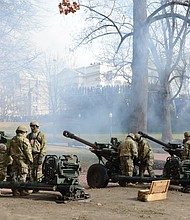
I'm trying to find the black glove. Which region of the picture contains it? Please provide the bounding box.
[38,154,43,165]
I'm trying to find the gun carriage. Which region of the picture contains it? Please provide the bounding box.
[138,131,190,183]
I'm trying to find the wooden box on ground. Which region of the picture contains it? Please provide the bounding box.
[138,180,170,202]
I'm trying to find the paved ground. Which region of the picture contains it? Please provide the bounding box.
[0,177,189,220]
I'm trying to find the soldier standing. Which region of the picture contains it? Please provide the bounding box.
[9,125,33,196]
[135,133,155,178]
[118,133,138,177]
[0,143,13,181]
[182,131,190,160]
[26,120,46,184]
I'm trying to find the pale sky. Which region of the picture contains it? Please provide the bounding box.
[32,1,97,68]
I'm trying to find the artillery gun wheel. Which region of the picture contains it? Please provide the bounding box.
[163,157,180,179]
[87,164,109,188]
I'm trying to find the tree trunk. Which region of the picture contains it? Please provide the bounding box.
[161,78,173,142]
[129,0,148,133]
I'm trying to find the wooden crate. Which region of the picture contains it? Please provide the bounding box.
[137,179,170,202]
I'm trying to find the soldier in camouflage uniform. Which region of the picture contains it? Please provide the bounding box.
[182,131,190,160]
[26,120,46,184]
[118,133,138,177]
[0,143,13,181]
[9,125,33,196]
[135,134,155,178]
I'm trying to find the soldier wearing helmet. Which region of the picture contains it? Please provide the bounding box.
[118,133,138,179]
[0,143,13,181]
[14,125,27,133]
[27,120,46,185]
[134,133,155,178]
[9,125,33,196]
[30,120,39,127]
[182,131,190,160]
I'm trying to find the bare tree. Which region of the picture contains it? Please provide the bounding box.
[147,1,190,141]
[74,0,148,132]
[74,1,190,139]
[76,0,134,77]
[0,0,45,118]
[41,54,67,116]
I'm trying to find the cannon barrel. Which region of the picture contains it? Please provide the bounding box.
[138,131,183,158]
[138,131,169,148]
[63,130,97,149]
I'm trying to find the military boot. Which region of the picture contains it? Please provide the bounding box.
[32,189,39,193]
[20,190,30,196]
[12,189,20,196]
[127,182,135,187]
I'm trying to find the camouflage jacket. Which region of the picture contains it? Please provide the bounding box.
[137,139,154,161]
[182,139,190,159]
[9,134,33,164]
[26,131,46,156]
[118,137,138,158]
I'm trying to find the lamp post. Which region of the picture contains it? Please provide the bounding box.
[78,113,81,137]
[109,112,113,142]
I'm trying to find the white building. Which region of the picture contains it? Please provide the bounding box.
[58,63,129,88]
[0,72,49,118]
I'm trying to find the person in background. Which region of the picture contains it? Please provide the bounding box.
[118,133,138,177]
[0,143,13,181]
[9,125,33,196]
[26,120,46,185]
[182,131,190,160]
[135,133,155,178]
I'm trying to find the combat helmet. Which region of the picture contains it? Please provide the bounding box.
[134,133,142,142]
[184,131,190,138]
[127,133,135,140]
[0,143,6,152]
[30,120,39,127]
[16,125,28,133]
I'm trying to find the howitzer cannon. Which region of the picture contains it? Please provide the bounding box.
[138,131,190,183]
[138,131,183,158]
[0,153,89,203]
[0,131,89,202]
[63,130,122,188]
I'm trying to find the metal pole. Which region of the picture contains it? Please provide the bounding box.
[109,112,113,141]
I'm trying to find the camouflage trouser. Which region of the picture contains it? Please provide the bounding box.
[139,158,155,178]
[12,159,28,182]
[120,156,134,177]
[29,154,43,182]
[0,167,7,181]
